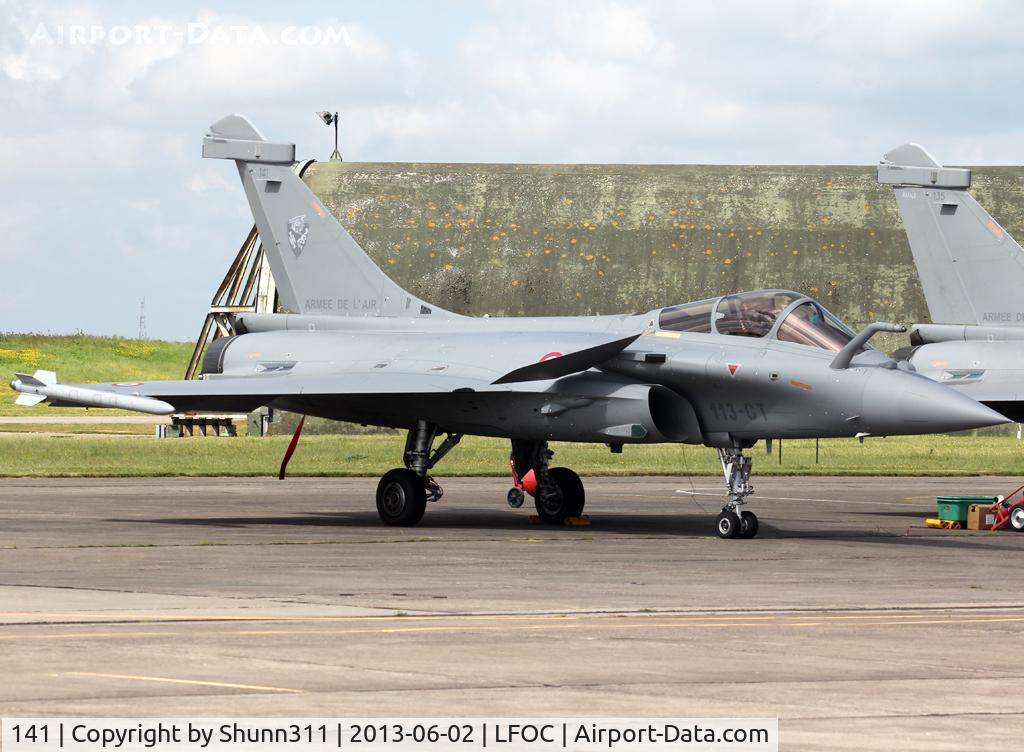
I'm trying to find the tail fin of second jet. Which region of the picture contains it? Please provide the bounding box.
[878,143,1024,326]
[202,114,456,319]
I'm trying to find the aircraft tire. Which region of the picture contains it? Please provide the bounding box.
[376,468,427,526]
[1011,506,1024,532]
[738,510,759,539]
[535,467,585,523]
[716,510,741,539]
[507,487,525,508]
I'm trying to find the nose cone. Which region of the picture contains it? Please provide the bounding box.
[861,370,1009,435]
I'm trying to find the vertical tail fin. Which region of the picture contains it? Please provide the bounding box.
[878,143,1024,326]
[202,114,454,319]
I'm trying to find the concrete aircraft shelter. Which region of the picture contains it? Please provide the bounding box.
[300,161,1024,350]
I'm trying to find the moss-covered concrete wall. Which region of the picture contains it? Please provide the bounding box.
[303,162,1024,334]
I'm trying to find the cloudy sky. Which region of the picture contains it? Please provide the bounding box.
[2,0,1023,339]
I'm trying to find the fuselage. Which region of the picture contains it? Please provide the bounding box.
[203,290,1002,445]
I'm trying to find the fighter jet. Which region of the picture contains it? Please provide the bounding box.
[879,144,1024,421]
[10,116,1007,538]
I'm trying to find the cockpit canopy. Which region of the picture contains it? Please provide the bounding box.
[658,289,859,353]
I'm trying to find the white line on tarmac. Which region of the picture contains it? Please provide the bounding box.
[61,671,303,693]
[674,489,924,507]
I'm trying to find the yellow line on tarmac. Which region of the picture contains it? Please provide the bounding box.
[0,611,780,624]
[0,631,177,641]
[0,612,590,623]
[233,618,776,638]
[234,615,1024,637]
[0,617,778,642]
[0,613,377,623]
[793,616,1024,628]
[62,671,303,694]
[3,614,1024,644]
[815,612,1024,621]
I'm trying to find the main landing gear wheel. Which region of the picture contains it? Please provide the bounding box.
[373,420,463,527]
[1011,506,1024,532]
[716,510,741,539]
[535,466,585,524]
[376,468,427,526]
[738,510,759,539]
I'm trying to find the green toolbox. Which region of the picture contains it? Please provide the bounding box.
[936,495,998,523]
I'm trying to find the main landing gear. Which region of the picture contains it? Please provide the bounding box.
[715,446,759,539]
[508,439,585,524]
[373,426,585,527]
[376,420,462,526]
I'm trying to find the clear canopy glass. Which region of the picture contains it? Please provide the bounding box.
[776,300,856,352]
[657,290,861,353]
[714,291,803,338]
[658,298,716,333]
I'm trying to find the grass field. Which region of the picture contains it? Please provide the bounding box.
[0,423,158,435]
[0,334,192,417]
[0,434,1021,478]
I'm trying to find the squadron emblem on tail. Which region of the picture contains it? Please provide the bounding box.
[286,214,308,257]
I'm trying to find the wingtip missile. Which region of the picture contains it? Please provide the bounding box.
[10,371,176,415]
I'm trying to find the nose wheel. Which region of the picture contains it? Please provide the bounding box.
[716,510,741,538]
[716,446,759,539]
[715,510,758,539]
[739,510,759,538]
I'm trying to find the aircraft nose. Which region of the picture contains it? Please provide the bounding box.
[861,370,1009,435]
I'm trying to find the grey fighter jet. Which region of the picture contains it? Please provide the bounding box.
[10,116,1008,538]
[879,145,1024,421]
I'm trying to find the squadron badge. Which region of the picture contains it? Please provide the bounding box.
[287,214,309,258]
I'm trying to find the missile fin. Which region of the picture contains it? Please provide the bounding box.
[14,372,45,387]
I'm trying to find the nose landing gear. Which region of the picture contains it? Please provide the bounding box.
[716,446,759,539]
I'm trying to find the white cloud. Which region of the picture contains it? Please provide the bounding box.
[947,130,1024,166]
[552,2,664,60]
[184,169,234,194]
[136,17,388,103]
[791,0,1012,57]
[0,127,148,174]
[2,52,63,81]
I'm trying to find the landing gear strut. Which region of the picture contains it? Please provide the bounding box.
[508,439,585,523]
[376,420,462,526]
[716,446,759,539]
